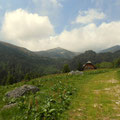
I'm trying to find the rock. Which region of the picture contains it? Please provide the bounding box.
[68,70,83,75]
[115,101,120,105]
[5,85,39,98]
[77,108,82,112]
[1,103,17,110]
[104,88,111,91]
[107,79,118,83]
[116,114,120,117]
[93,103,98,108]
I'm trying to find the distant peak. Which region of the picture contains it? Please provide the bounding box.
[48,47,66,51]
[101,44,120,53]
[54,47,64,49]
[114,45,120,47]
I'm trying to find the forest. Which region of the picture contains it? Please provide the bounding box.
[1,41,120,85]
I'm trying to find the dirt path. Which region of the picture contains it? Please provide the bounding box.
[67,70,120,120]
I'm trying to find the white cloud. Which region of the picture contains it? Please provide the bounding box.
[1,9,55,51]
[51,21,120,52]
[1,9,120,52]
[33,0,62,8]
[50,0,62,7]
[32,0,62,16]
[72,9,105,24]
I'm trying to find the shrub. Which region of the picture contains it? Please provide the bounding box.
[96,62,113,68]
[62,64,70,73]
[113,58,120,68]
[77,63,83,71]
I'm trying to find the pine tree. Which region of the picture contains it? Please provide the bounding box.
[6,72,15,84]
[77,63,82,71]
[63,64,70,73]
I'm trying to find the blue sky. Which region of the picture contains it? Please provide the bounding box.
[1,0,120,52]
[1,0,120,33]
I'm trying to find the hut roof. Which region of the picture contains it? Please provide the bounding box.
[82,61,96,70]
[86,61,92,64]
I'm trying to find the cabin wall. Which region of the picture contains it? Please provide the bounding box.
[83,64,95,70]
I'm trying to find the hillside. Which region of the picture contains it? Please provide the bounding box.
[0,41,34,55]
[101,45,120,53]
[0,69,120,119]
[1,41,120,85]
[70,50,120,70]
[0,41,64,85]
[35,47,80,59]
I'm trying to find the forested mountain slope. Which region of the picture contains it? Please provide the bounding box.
[101,45,120,53]
[70,50,120,69]
[35,47,80,59]
[1,41,120,85]
[0,41,63,85]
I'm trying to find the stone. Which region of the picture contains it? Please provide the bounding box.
[1,103,17,110]
[68,70,83,75]
[5,85,39,98]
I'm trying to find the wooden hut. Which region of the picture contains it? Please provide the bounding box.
[83,61,96,71]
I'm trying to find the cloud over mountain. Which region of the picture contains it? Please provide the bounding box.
[1,9,55,50]
[51,21,120,52]
[1,8,120,52]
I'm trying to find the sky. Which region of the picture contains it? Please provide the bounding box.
[0,0,120,52]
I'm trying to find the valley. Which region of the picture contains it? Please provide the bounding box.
[1,41,120,85]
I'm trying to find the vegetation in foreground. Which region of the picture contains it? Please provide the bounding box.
[0,73,77,120]
[0,69,120,120]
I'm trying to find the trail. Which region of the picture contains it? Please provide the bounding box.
[68,70,120,120]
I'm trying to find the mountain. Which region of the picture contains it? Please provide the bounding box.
[35,47,80,59]
[0,41,36,56]
[101,45,120,53]
[0,41,64,85]
[69,50,120,70]
[2,41,120,85]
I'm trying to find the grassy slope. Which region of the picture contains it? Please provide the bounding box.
[66,69,120,120]
[0,69,120,119]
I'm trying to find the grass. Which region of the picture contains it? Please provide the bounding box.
[65,69,120,120]
[0,69,120,120]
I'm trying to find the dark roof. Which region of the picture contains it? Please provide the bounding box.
[82,61,96,69]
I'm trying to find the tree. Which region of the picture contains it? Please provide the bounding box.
[113,58,120,68]
[62,64,70,73]
[97,62,113,68]
[24,73,31,81]
[77,63,83,71]
[6,72,15,84]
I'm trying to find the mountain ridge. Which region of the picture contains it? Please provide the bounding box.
[35,47,80,59]
[0,41,64,85]
[101,45,120,53]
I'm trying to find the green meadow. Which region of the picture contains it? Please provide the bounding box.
[0,69,120,120]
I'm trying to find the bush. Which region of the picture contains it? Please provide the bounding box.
[113,58,120,68]
[10,81,75,120]
[96,62,113,68]
[77,63,83,71]
[62,64,70,73]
